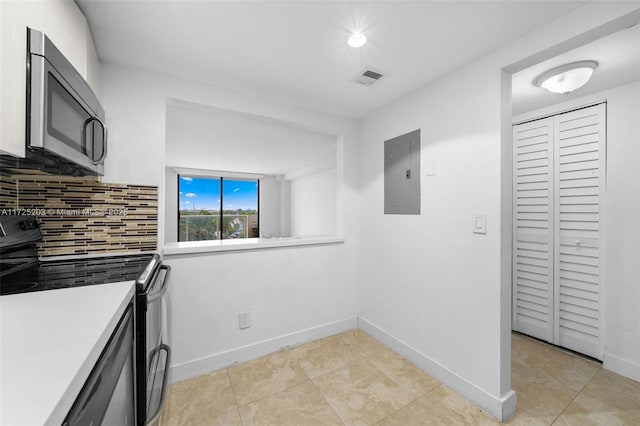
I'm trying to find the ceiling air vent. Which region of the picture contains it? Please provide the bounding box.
[352,67,385,86]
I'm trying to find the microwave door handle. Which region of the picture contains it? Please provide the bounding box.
[98,117,108,163]
[83,116,108,165]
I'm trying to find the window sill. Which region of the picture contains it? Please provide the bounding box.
[163,235,345,256]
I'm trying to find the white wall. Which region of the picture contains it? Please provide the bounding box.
[514,81,640,380]
[357,2,639,421]
[358,59,507,416]
[166,244,358,380]
[163,168,178,243]
[164,101,337,177]
[290,167,337,236]
[280,179,291,237]
[99,63,360,382]
[258,175,283,238]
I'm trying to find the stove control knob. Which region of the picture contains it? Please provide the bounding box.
[19,219,39,230]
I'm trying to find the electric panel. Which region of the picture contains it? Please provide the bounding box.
[384,129,420,214]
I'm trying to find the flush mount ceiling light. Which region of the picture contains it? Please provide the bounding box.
[534,61,598,94]
[348,31,367,48]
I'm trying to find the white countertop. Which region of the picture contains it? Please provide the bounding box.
[0,282,136,425]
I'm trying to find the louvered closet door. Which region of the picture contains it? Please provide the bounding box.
[512,118,555,343]
[554,104,605,360]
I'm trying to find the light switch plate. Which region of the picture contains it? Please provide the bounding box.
[239,311,251,329]
[425,157,437,176]
[472,213,487,234]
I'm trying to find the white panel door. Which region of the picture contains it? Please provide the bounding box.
[512,103,605,360]
[512,118,555,343]
[554,103,605,359]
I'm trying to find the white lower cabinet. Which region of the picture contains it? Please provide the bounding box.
[512,103,606,360]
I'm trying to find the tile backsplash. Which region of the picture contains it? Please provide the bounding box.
[0,172,18,209]
[1,171,157,256]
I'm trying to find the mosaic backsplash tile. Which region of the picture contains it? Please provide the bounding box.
[0,172,17,209]
[0,172,157,256]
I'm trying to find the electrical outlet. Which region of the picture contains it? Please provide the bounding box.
[239,311,251,329]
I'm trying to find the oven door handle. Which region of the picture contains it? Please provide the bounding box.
[145,343,171,426]
[146,265,170,304]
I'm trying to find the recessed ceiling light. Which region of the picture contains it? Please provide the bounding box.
[534,60,598,94]
[348,32,367,48]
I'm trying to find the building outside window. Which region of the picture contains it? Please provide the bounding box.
[178,175,259,241]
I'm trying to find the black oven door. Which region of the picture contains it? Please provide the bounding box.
[63,302,135,426]
[138,264,171,425]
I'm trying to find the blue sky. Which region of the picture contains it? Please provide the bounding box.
[179,176,258,211]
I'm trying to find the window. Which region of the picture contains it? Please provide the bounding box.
[178,175,259,241]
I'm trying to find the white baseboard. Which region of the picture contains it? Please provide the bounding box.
[169,316,358,383]
[358,317,517,422]
[604,353,640,382]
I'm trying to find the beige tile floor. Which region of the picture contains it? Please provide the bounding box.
[158,330,640,425]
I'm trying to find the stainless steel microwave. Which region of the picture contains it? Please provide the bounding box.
[27,28,106,176]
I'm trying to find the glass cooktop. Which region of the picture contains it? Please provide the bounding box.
[0,254,155,296]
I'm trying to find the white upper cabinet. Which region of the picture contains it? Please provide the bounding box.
[0,0,101,157]
[85,25,101,99]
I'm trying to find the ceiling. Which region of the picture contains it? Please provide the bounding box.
[77,0,588,118]
[512,23,640,116]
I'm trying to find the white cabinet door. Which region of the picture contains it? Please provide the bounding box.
[0,0,29,157]
[554,104,605,359]
[513,103,605,360]
[86,25,102,99]
[512,117,555,343]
